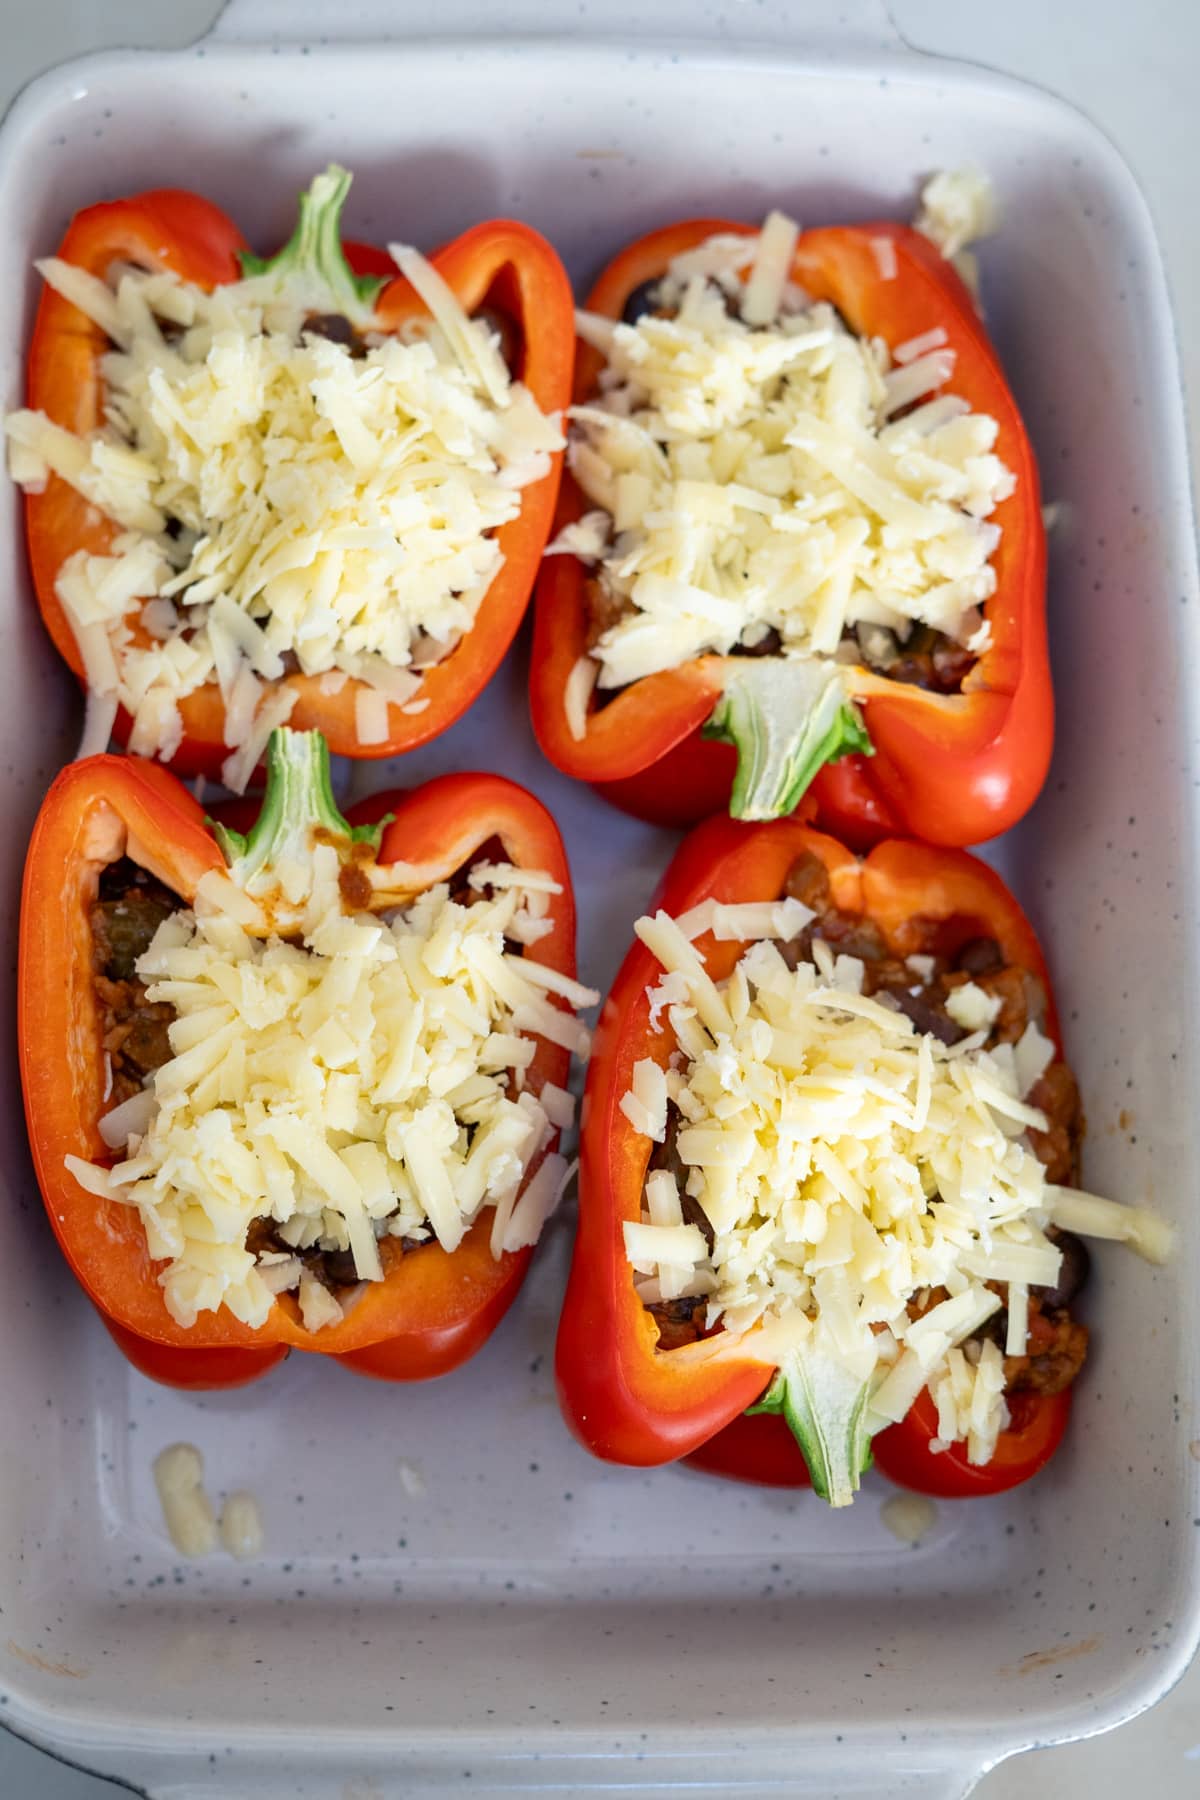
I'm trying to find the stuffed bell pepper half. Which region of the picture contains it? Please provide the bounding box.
[5,167,573,786]
[557,812,1169,1504]
[21,727,597,1389]
[532,178,1050,843]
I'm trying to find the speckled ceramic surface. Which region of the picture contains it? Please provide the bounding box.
[0,6,1197,1795]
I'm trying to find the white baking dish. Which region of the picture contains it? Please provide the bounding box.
[0,3,1196,1794]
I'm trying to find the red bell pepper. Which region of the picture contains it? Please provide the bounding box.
[556,809,1073,1500]
[871,1385,1070,1498]
[531,217,1050,845]
[687,1374,1071,1496]
[22,168,574,774]
[20,729,578,1390]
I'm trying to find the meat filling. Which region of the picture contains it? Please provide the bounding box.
[584,578,975,697]
[645,850,1089,1403]
[91,859,182,1105]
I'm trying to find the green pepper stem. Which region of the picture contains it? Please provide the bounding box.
[749,1338,876,1507]
[238,165,386,327]
[212,728,388,886]
[702,658,872,821]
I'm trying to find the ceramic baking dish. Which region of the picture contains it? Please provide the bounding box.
[0,2,1196,1794]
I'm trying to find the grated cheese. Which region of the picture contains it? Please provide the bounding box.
[674,896,815,945]
[563,653,600,742]
[623,914,1170,1467]
[742,209,801,327]
[943,980,1003,1033]
[153,1443,217,1557]
[880,1491,936,1544]
[500,1150,573,1253]
[219,1490,266,1561]
[354,685,391,747]
[76,689,118,761]
[1005,1280,1029,1359]
[543,510,611,564]
[551,208,1013,704]
[894,326,949,366]
[869,235,899,282]
[619,1057,668,1141]
[75,854,596,1332]
[915,167,999,262]
[6,220,562,784]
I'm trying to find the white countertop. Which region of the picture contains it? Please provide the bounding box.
[0,1,1195,1794]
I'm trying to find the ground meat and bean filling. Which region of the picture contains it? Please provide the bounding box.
[646,849,1089,1399]
[89,840,519,1303]
[583,288,979,699]
[91,859,181,1105]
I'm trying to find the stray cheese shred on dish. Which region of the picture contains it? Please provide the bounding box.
[3,168,563,788]
[621,901,1170,1492]
[153,1442,218,1557]
[550,195,1012,698]
[69,836,596,1334]
[219,1490,266,1561]
[914,166,999,295]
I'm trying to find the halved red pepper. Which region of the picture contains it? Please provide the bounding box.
[556,809,1071,1498]
[22,169,574,774]
[20,733,579,1389]
[531,218,1050,845]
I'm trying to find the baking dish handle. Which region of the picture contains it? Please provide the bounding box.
[209,0,909,55]
[41,1740,990,1798]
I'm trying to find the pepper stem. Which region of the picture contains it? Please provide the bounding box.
[212,728,389,885]
[702,658,872,821]
[749,1338,876,1507]
[238,165,386,327]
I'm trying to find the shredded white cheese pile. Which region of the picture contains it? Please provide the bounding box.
[5,248,562,786]
[68,849,596,1333]
[621,901,1169,1467]
[549,207,1013,699]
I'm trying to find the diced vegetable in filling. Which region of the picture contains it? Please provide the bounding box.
[621,854,1169,1501]
[79,839,595,1333]
[5,168,563,785]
